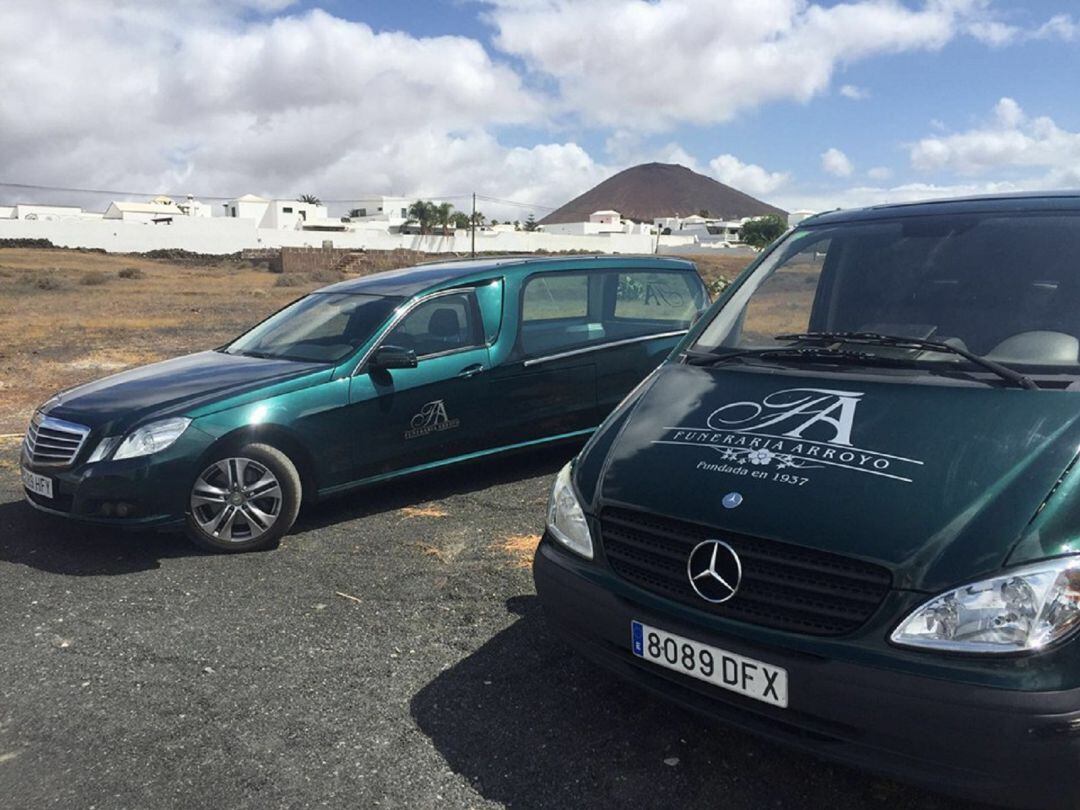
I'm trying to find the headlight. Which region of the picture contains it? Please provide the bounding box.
[547,461,593,559]
[112,417,191,460]
[891,557,1080,654]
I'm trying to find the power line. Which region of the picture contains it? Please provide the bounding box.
[0,180,556,211]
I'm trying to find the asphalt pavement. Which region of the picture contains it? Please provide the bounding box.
[0,438,985,809]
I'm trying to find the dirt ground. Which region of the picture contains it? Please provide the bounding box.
[0,247,750,435]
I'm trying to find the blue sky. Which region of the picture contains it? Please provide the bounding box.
[2,0,1080,216]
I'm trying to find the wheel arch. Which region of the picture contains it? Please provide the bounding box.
[197,423,320,505]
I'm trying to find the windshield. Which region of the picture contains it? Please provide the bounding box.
[694,212,1080,375]
[225,292,401,363]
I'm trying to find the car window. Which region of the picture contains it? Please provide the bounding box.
[383,292,480,358]
[738,243,827,345]
[695,212,1080,370]
[612,271,704,329]
[520,273,600,356]
[225,293,400,363]
[522,274,589,321]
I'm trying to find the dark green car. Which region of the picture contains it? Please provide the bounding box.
[535,194,1080,808]
[20,255,706,552]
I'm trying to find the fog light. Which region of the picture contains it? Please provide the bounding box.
[100,502,114,517]
[115,502,132,518]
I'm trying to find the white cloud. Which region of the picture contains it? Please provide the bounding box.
[1034,14,1080,41]
[867,166,893,181]
[708,154,790,196]
[821,148,854,177]
[909,97,1080,181]
[839,84,870,100]
[775,179,1025,214]
[0,1,574,215]
[485,0,1002,131]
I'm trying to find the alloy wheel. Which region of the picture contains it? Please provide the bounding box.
[190,457,283,543]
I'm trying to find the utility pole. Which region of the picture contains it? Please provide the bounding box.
[470,192,476,257]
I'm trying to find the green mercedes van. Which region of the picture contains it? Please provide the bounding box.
[21,255,706,552]
[536,193,1080,808]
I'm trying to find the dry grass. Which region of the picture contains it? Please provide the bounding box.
[0,247,329,433]
[496,533,542,568]
[0,247,754,435]
[400,505,450,519]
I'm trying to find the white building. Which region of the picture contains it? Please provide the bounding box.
[223,195,332,230]
[543,209,644,236]
[10,204,88,221]
[653,214,743,243]
[347,196,411,222]
[788,210,816,227]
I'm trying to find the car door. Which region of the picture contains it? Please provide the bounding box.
[592,268,708,415]
[347,289,491,481]
[484,270,600,446]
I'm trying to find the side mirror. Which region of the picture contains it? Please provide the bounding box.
[369,344,417,370]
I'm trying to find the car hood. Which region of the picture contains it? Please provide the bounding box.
[590,364,1080,592]
[43,351,331,433]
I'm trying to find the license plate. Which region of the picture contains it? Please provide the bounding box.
[21,467,53,499]
[631,620,788,708]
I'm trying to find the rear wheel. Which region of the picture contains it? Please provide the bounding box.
[185,443,301,553]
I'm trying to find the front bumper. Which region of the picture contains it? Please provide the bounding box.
[18,430,210,530]
[534,535,1080,809]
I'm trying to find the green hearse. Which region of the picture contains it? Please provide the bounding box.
[21,255,706,552]
[536,193,1080,808]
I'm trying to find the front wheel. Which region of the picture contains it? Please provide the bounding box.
[185,444,301,553]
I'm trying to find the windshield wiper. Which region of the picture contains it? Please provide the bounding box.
[775,331,1038,390]
[685,346,900,368]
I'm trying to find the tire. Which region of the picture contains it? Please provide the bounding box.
[184,443,301,553]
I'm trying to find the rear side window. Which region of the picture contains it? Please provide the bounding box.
[520,273,599,356]
[522,274,589,321]
[613,271,703,327]
[383,292,481,358]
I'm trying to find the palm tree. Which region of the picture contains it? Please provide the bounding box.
[450,211,471,230]
[434,202,454,235]
[298,194,321,205]
[406,199,437,234]
[470,210,485,227]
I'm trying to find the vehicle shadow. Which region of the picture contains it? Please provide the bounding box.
[0,497,199,576]
[289,441,581,534]
[0,441,580,576]
[410,595,986,810]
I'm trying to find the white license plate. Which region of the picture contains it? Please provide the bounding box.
[21,467,53,499]
[632,620,788,708]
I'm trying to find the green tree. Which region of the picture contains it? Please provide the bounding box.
[298,194,321,205]
[406,199,438,234]
[698,208,711,218]
[470,210,485,227]
[522,213,539,232]
[434,201,455,235]
[450,211,471,230]
[740,214,787,248]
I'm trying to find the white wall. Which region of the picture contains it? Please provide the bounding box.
[0,216,659,255]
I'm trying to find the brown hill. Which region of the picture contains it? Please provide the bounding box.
[540,162,786,225]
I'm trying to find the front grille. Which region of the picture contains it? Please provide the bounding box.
[600,507,891,636]
[24,413,91,467]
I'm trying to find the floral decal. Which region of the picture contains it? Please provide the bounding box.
[715,446,821,470]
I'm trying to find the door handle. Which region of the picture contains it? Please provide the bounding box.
[458,363,485,378]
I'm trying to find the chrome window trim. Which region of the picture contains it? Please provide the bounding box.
[521,329,689,367]
[350,287,483,376]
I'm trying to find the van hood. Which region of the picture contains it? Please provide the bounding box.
[43,351,330,433]
[592,364,1080,592]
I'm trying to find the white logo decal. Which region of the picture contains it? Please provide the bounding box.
[404,399,460,440]
[656,387,923,485]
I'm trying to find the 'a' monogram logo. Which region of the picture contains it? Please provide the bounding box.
[706,388,863,447]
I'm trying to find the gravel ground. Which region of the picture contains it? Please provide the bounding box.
[0,437,986,809]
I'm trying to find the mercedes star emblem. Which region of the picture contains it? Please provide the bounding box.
[687,540,743,603]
